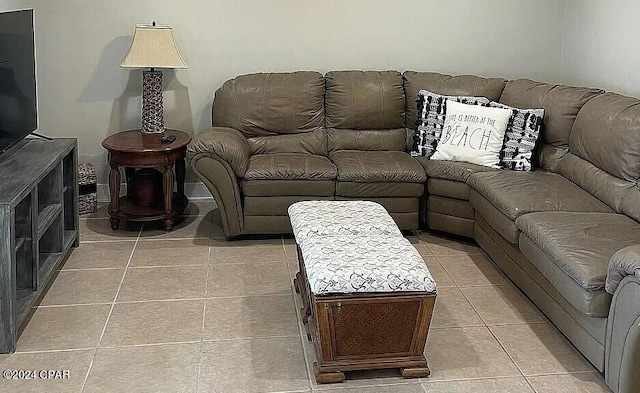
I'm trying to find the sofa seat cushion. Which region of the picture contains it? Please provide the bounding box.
[417,157,497,183]
[330,150,426,183]
[516,212,640,316]
[468,171,614,243]
[468,171,613,220]
[244,153,337,181]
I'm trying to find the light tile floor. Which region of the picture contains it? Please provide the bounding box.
[0,200,612,393]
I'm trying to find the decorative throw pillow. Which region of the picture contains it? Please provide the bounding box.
[431,101,511,168]
[411,90,490,158]
[490,102,544,171]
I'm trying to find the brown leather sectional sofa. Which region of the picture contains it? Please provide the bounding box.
[187,70,640,393]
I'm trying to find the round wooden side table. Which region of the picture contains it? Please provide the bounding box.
[102,130,191,231]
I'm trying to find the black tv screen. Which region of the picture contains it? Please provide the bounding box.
[0,9,37,154]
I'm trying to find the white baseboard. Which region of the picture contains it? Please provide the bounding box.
[97,182,213,203]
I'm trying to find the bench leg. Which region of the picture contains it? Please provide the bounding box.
[314,362,345,384]
[293,277,301,294]
[300,308,313,341]
[295,272,312,323]
[401,363,430,378]
[294,271,307,300]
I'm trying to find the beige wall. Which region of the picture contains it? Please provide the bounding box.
[1,0,28,11]
[28,0,566,185]
[562,0,640,97]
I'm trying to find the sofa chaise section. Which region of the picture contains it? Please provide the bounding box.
[516,212,640,317]
[468,170,613,243]
[471,86,640,393]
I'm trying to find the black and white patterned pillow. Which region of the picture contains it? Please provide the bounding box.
[411,90,490,158]
[490,102,544,171]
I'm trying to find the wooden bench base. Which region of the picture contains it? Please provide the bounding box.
[294,246,436,383]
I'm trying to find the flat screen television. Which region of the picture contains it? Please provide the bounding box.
[0,9,37,154]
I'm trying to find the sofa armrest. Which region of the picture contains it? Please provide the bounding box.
[605,272,640,393]
[188,127,250,178]
[606,245,640,294]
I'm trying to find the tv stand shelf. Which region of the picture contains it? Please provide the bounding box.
[0,138,78,353]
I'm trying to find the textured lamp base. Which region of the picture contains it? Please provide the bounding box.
[142,70,165,134]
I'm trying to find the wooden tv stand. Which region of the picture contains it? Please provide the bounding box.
[0,138,79,353]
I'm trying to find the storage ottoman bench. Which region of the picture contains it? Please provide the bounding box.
[288,200,403,243]
[288,200,403,299]
[288,201,437,383]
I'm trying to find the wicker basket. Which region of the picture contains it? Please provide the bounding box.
[78,162,97,215]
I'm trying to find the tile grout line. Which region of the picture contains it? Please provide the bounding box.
[427,239,466,295]
[418,231,486,257]
[124,263,211,269]
[79,223,142,392]
[268,390,311,393]
[483,321,549,328]
[36,302,114,308]
[285,237,316,390]
[283,236,315,391]
[422,230,542,389]
[524,375,541,393]
[425,242,481,293]
[526,370,601,377]
[194,221,215,392]
[202,334,303,343]
[426,229,574,392]
[429,234,543,326]
[433,242,532,385]
[422,231,600,392]
[36,292,302,310]
[421,375,534,384]
[59,267,126,272]
[314,380,421,392]
[9,334,311,356]
[79,237,215,244]
[97,340,202,350]
[421,230,493,392]
[41,227,575,391]
[13,347,96,355]
[451,264,532,384]
[419,376,430,393]
[485,319,531,384]
[431,235,549,327]
[72,335,306,352]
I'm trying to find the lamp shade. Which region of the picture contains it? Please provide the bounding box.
[121,24,187,69]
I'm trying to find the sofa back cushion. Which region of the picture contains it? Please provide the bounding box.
[556,152,636,214]
[327,129,407,152]
[212,71,325,137]
[499,79,602,147]
[621,186,640,223]
[248,129,327,156]
[403,71,506,130]
[325,71,406,152]
[569,93,640,182]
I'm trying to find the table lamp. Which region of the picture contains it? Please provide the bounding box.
[121,22,187,134]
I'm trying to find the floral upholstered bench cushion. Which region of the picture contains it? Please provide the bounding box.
[299,236,436,295]
[288,200,402,243]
